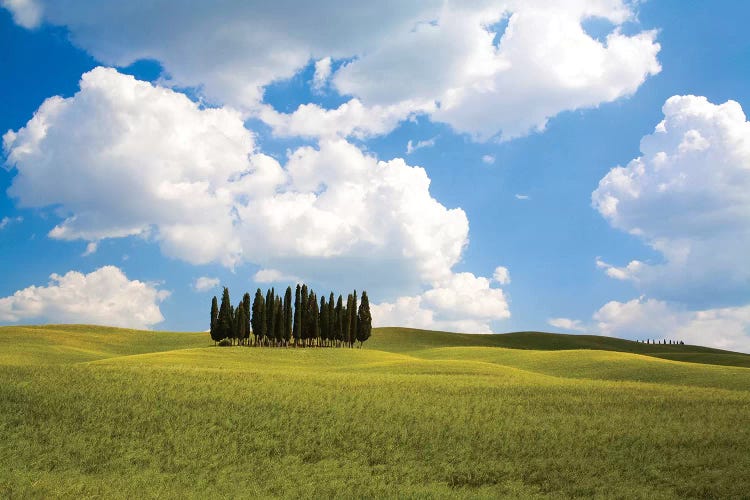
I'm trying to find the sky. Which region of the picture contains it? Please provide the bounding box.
[1,1,749,351]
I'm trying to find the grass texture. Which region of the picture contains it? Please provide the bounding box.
[1,324,748,498]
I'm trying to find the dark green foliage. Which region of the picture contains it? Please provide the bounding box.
[349,291,357,348]
[357,291,372,346]
[301,284,309,344]
[251,289,266,346]
[217,287,232,341]
[309,292,320,344]
[212,285,371,348]
[293,284,301,346]
[209,296,219,344]
[242,293,251,345]
[320,296,328,344]
[274,297,283,345]
[335,295,344,345]
[283,287,293,345]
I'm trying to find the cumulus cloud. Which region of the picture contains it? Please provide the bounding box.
[371,271,510,333]
[492,266,511,285]
[592,95,750,307]
[3,68,468,297]
[548,317,586,332]
[0,266,169,328]
[593,297,750,353]
[482,155,495,165]
[253,269,299,284]
[406,137,437,155]
[193,276,219,292]
[4,1,659,140]
[312,57,332,91]
[515,194,530,200]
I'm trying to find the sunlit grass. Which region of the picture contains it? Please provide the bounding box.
[1,325,748,498]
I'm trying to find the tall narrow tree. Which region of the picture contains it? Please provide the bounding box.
[218,287,232,342]
[283,286,293,347]
[210,296,219,345]
[242,292,251,345]
[328,292,335,346]
[293,284,301,347]
[309,292,320,346]
[357,291,372,347]
[301,284,309,346]
[320,295,328,346]
[251,288,266,346]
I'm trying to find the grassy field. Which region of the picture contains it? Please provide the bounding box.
[1,325,749,498]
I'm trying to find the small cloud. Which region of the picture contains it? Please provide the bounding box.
[312,57,332,91]
[515,194,530,200]
[82,241,98,256]
[595,258,642,282]
[193,276,220,292]
[548,317,586,332]
[0,216,23,230]
[254,268,299,284]
[482,155,495,164]
[406,137,437,154]
[492,266,511,285]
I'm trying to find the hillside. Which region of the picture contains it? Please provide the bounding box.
[1,324,749,498]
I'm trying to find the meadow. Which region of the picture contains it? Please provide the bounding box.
[1,325,749,498]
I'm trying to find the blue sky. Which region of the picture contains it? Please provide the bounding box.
[1,1,749,351]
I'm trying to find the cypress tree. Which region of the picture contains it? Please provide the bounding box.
[301,284,309,346]
[320,295,328,346]
[293,284,301,347]
[251,288,265,346]
[218,287,232,342]
[210,295,219,345]
[266,288,276,346]
[283,286,293,347]
[242,292,251,345]
[342,295,350,347]
[335,295,344,347]
[309,292,320,346]
[274,296,283,346]
[349,290,358,348]
[357,291,372,347]
[328,292,335,346]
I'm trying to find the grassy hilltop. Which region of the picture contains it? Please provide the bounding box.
[1,325,749,498]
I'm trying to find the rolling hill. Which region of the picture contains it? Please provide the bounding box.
[1,324,748,498]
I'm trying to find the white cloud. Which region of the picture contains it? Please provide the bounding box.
[1,0,41,28]
[548,317,586,332]
[312,57,332,91]
[371,271,510,333]
[593,297,750,353]
[0,266,169,329]
[592,95,750,307]
[82,241,98,256]
[515,194,530,200]
[595,258,643,281]
[253,269,299,284]
[492,266,511,285]
[406,137,437,154]
[258,98,430,140]
[482,155,495,165]
[3,68,468,297]
[4,1,660,140]
[0,216,22,230]
[193,276,219,292]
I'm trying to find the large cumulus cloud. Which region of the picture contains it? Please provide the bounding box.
[0,266,169,329]
[3,0,660,141]
[593,95,750,307]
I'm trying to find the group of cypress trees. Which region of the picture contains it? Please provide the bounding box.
[209,284,372,348]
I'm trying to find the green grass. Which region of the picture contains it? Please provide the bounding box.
[1,325,749,498]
